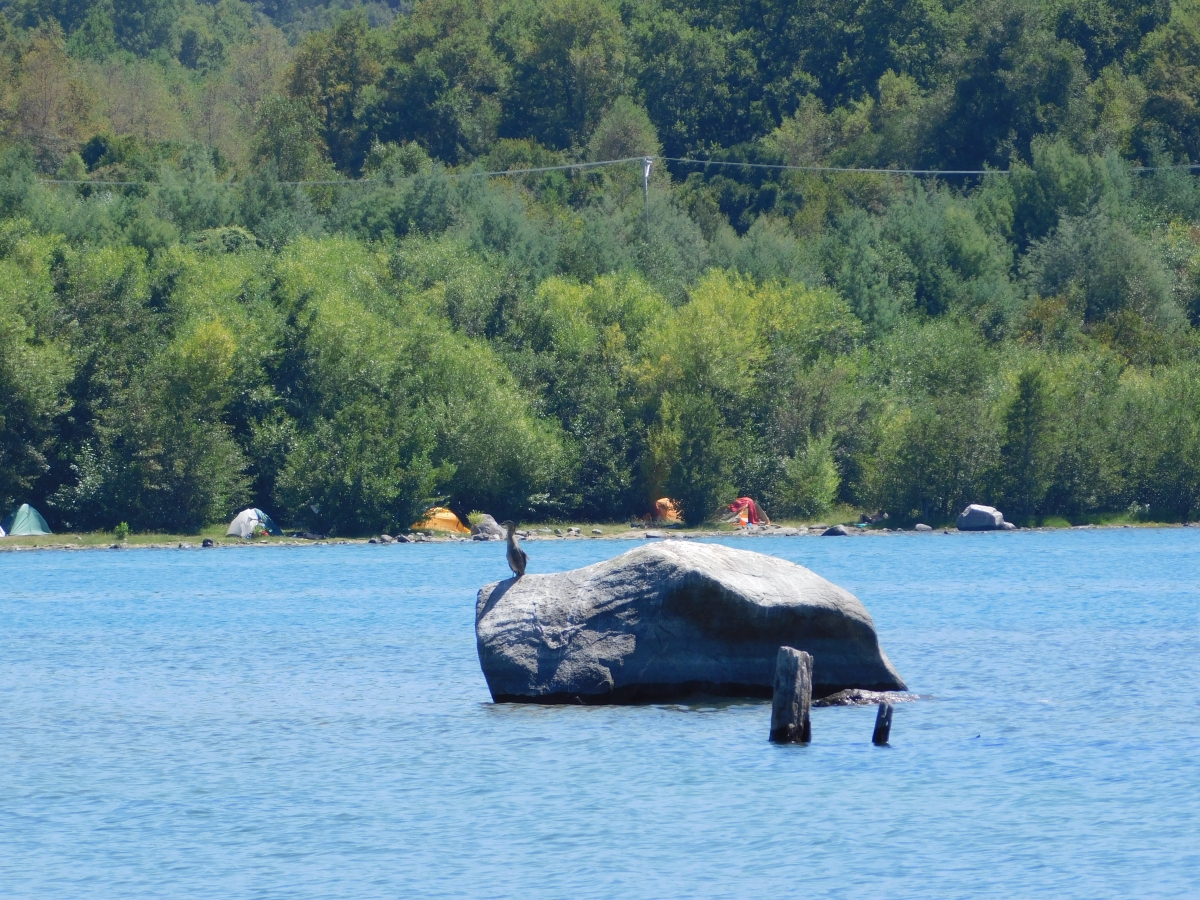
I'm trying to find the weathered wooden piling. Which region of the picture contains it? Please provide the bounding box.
[769,646,812,744]
[872,700,893,745]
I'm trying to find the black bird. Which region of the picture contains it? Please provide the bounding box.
[501,520,527,578]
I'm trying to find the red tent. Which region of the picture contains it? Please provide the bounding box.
[729,497,770,526]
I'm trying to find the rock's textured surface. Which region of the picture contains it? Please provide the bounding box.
[471,515,508,539]
[814,688,920,707]
[956,504,1007,530]
[475,541,905,704]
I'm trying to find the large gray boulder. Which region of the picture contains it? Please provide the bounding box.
[475,541,905,704]
[471,514,507,539]
[956,504,1007,531]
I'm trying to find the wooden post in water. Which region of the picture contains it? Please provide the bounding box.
[872,700,893,746]
[769,647,812,744]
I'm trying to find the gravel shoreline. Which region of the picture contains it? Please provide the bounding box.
[0,521,1187,552]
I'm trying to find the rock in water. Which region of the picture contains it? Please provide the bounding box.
[956,504,1007,531]
[475,541,905,704]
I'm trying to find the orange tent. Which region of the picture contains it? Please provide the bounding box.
[640,498,682,524]
[412,507,470,533]
[654,498,682,523]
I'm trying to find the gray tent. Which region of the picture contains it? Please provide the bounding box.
[226,508,283,538]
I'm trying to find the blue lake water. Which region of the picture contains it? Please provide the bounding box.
[1,530,1198,898]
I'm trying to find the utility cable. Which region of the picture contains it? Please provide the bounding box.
[661,157,1009,176]
[445,156,649,179]
[660,158,1200,174]
[35,156,649,188]
[33,156,1200,188]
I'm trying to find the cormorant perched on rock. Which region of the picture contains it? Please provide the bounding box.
[501,520,527,578]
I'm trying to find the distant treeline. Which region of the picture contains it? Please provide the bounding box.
[2,0,1200,533]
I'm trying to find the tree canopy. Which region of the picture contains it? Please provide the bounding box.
[2,0,1200,531]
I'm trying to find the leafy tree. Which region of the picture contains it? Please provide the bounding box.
[372,0,509,163]
[631,9,768,157]
[867,395,999,521]
[938,0,1084,169]
[276,397,442,535]
[996,365,1054,519]
[1116,365,1200,520]
[0,224,71,513]
[880,183,1015,327]
[1055,0,1170,77]
[66,0,117,58]
[654,391,735,525]
[1022,207,1174,329]
[768,434,841,518]
[13,24,94,169]
[1134,2,1200,161]
[497,0,630,149]
[287,11,383,173]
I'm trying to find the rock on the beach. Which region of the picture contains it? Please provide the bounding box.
[475,541,905,704]
[471,515,508,539]
[956,504,1008,531]
[822,524,850,536]
[914,523,933,532]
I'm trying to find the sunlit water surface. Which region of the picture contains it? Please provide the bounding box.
[2,530,1198,897]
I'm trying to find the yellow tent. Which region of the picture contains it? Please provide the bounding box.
[412,507,470,534]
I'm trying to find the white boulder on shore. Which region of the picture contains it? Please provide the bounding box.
[956,504,1016,531]
[475,541,906,704]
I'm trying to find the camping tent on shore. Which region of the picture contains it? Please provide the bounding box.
[727,497,770,526]
[226,508,283,538]
[412,507,470,533]
[639,497,682,524]
[1,504,52,536]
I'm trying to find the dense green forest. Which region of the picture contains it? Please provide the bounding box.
[3,0,1200,533]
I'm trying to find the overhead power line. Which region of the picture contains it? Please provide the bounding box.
[662,157,1008,176]
[34,156,651,188]
[38,179,145,186]
[32,156,1200,188]
[445,156,650,179]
